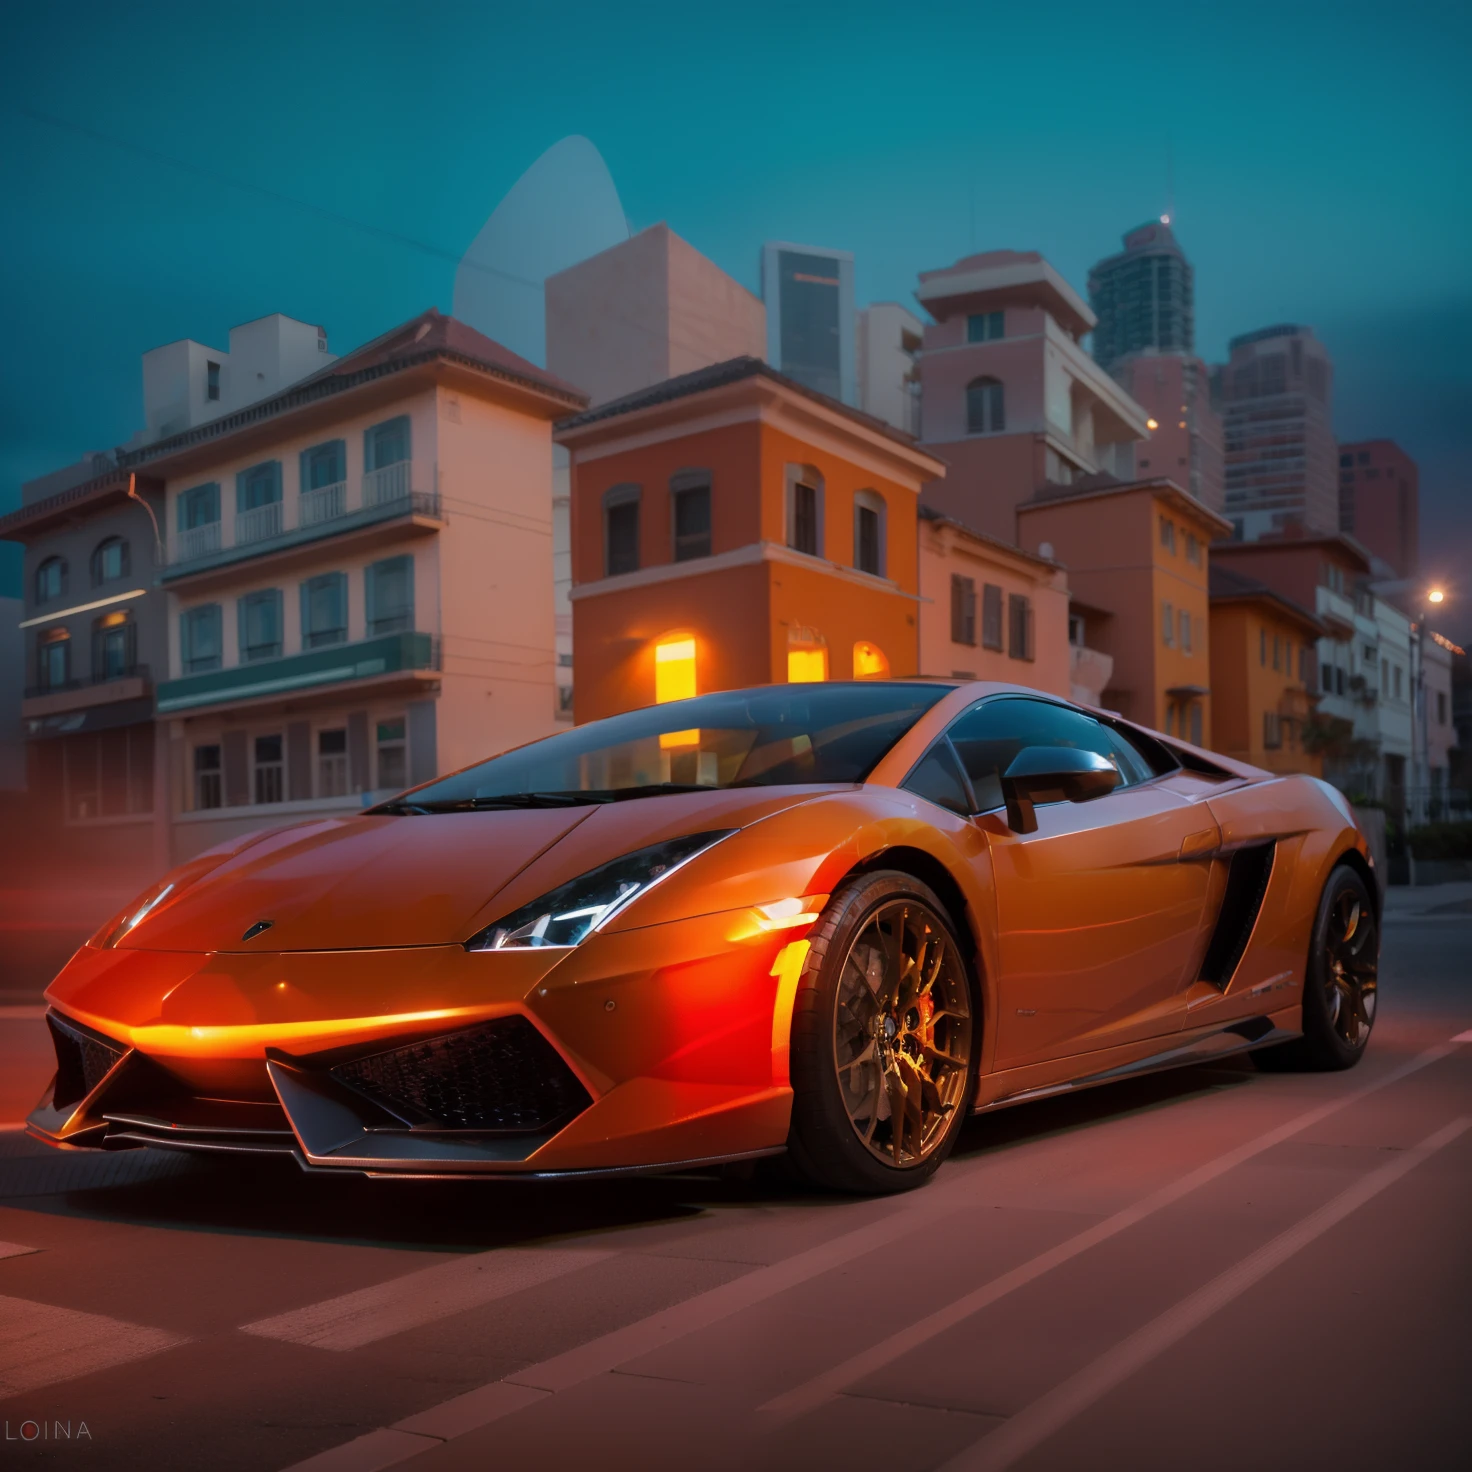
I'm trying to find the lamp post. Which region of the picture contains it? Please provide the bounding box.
[1412,586,1448,826]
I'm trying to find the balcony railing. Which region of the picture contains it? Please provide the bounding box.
[24,664,150,701]
[364,461,410,507]
[300,480,347,526]
[237,501,284,545]
[164,461,437,578]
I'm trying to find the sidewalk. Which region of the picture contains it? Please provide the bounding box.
[1381,880,1472,917]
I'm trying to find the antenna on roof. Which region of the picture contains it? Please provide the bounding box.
[1161,137,1175,227]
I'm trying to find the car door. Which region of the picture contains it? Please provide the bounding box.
[946,697,1218,1070]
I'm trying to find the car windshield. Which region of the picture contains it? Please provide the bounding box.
[381,683,952,811]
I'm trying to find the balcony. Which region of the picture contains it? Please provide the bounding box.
[155,631,440,716]
[162,463,441,591]
[22,665,153,721]
[1316,585,1356,636]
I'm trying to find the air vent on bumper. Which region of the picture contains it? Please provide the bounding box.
[47,1012,126,1109]
[329,1017,591,1133]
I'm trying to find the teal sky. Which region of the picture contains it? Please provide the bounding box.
[3,0,1468,628]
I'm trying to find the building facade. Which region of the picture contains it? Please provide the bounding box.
[129,310,583,861]
[1016,477,1232,740]
[1338,439,1419,579]
[1207,564,1324,776]
[761,242,856,405]
[1110,353,1224,512]
[857,302,923,436]
[916,506,1071,697]
[1087,221,1195,373]
[915,251,1151,545]
[558,357,942,724]
[1214,324,1337,540]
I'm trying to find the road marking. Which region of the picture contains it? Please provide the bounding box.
[759,1038,1459,1423]
[280,1040,1459,1471]
[938,1115,1471,1472]
[1452,1029,1472,1043]
[0,1242,38,1261]
[243,1246,616,1352]
[0,1295,187,1397]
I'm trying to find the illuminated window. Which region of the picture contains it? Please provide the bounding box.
[853,642,889,679]
[655,637,697,704]
[788,648,828,683]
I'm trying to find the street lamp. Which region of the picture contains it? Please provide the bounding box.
[1411,584,1451,826]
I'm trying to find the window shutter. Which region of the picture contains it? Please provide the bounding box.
[300,581,313,644]
[298,447,312,495]
[235,469,248,514]
[364,563,377,634]
[950,575,964,643]
[236,595,249,661]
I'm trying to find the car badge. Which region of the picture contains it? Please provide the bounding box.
[241,920,274,942]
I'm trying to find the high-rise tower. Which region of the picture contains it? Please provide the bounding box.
[761,242,856,405]
[1087,222,1194,372]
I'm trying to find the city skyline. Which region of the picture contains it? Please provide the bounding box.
[2,0,1468,631]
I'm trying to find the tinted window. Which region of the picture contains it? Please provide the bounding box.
[947,697,1154,813]
[389,682,951,810]
[902,738,972,817]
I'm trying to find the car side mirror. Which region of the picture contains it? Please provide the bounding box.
[1000,747,1120,834]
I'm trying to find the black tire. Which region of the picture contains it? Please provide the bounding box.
[787,870,980,1194]
[1255,864,1378,1073]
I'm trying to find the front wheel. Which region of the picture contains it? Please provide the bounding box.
[1256,864,1378,1072]
[786,871,979,1194]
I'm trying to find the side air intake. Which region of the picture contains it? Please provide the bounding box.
[1199,842,1276,987]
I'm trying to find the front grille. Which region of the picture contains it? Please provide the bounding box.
[330,1017,590,1133]
[48,1013,126,1110]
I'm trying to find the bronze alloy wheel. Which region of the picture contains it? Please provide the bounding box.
[1323,882,1377,1047]
[832,898,974,1168]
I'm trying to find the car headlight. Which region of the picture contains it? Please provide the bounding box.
[466,830,736,951]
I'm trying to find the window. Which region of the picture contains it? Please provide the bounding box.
[1272,633,1280,671]
[1340,452,1353,468]
[35,556,66,603]
[787,628,828,683]
[604,484,641,576]
[238,589,283,662]
[946,696,1154,815]
[1394,665,1403,698]
[1159,516,1176,554]
[655,638,697,704]
[376,718,407,791]
[179,482,220,530]
[1336,667,1346,696]
[194,744,222,810]
[966,376,1005,434]
[1179,609,1193,654]
[1260,628,1268,666]
[1321,661,1333,693]
[788,474,822,556]
[37,629,69,691]
[1185,531,1200,565]
[1438,691,1448,724]
[181,604,223,673]
[1162,601,1175,646]
[853,642,889,678]
[206,361,220,401]
[853,491,884,576]
[966,311,1004,343]
[671,472,712,562]
[365,416,411,471]
[1381,656,1389,690]
[301,573,348,648]
[981,584,1004,651]
[1263,711,1282,750]
[366,555,414,635]
[90,537,129,586]
[301,439,346,491]
[951,575,977,646]
[1007,594,1033,661]
[236,461,282,511]
[92,612,135,680]
[317,729,348,797]
[253,734,284,804]
[1189,704,1203,746]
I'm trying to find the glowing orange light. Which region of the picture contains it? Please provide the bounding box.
[769,937,813,1081]
[788,647,828,683]
[1146,418,1159,431]
[655,638,696,702]
[1428,589,1445,604]
[852,641,889,679]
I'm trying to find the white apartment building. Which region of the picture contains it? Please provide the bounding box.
[129,309,583,860]
[857,302,923,436]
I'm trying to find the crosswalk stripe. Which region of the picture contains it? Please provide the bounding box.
[0,1295,186,1398]
[242,1246,616,1352]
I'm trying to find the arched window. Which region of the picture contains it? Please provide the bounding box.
[853,490,886,576]
[786,465,824,557]
[787,626,828,683]
[966,376,1005,435]
[91,536,130,586]
[37,628,70,691]
[35,556,66,603]
[92,611,136,681]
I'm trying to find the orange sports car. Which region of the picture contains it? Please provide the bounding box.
[30,681,1379,1194]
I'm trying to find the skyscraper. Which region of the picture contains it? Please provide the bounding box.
[1215,325,1337,539]
[1338,439,1419,579]
[760,242,856,404]
[1087,221,1194,372]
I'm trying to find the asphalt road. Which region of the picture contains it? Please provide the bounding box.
[1,886,1468,1472]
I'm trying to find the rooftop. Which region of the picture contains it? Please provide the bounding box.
[1208,563,1326,636]
[1019,473,1235,536]
[1212,529,1373,574]
[914,251,1094,336]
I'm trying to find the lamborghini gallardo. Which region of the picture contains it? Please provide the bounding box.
[30,681,1379,1193]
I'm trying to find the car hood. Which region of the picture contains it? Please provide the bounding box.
[114,786,836,954]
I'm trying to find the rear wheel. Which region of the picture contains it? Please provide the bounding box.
[1256,864,1378,1072]
[787,872,978,1194]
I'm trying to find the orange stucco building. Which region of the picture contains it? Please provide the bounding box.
[1016,476,1233,743]
[557,358,945,721]
[1208,564,1324,776]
